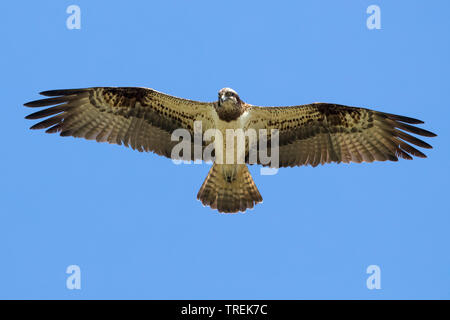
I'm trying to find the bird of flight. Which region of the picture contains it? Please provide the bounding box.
[24,87,436,213]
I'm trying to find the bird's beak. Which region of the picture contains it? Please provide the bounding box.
[219,94,227,103]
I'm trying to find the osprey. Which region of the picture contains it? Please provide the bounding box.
[24,87,436,213]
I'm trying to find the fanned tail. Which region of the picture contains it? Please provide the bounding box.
[197,163,262,213]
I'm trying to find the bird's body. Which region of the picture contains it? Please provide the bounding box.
[197,88,262,211]
[24,86,436,213]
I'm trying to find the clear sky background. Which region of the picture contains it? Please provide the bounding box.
[1,1,449,299]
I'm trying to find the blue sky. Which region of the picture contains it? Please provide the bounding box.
[1,1,449,299]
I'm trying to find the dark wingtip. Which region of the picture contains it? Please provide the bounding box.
[24,100,47,107]
[24,100,46,108]
[381,112,437,137]
[384,112,424,124]
[39,89,86,97]
[24,96,70,108]
[29,123,43,130]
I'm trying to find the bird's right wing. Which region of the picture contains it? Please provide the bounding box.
[24,87,216,159]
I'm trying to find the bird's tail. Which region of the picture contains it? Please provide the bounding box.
[197,163,263,213]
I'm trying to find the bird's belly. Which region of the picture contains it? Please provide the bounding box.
[213,118,250,165]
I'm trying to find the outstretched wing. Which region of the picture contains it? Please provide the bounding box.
[24,87,215,159]
[247,103,436,167]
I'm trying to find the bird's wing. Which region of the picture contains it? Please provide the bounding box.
[246,103,436,167]
[24,87,215,159]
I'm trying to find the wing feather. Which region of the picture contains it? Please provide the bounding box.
[24,87,215,160]
[247,103,436,167]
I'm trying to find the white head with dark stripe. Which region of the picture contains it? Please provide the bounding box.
[216,88,244,121]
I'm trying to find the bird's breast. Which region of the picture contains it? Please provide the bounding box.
[210,109,251,165]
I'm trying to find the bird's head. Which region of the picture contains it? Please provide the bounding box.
[215,87,246,121]
[218,87,241,108]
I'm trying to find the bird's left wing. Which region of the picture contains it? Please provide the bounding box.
[24,87,215,159]
[246,103,436,167]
